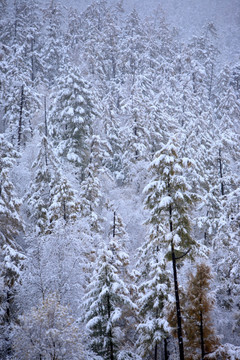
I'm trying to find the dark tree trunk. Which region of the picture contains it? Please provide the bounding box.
[164,338,169,360]
[111,55,116,79]
[168,184,184,360]
[44,139,48,167]
[208,63,214,101]
[200,310,205,360]
[5,291,12,355]
[218,148,224,196]
[133,116,138,159]
[31,37,35,82]
[171,242,184,360]
[154,342,158,360]
[18,85,24,147]
[106,293,114,360]
[63,199,67,221]
[113,211,116,238]
[44,96,48,137]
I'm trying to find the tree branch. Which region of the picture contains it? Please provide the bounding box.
[175,247,191,260]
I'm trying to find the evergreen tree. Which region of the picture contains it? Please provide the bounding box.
[80,135,110,233]
[2,46,41,145]
[122,74,152,165]
[143,138,199,360]
[136,248,170,360]
[41,0,65,85]
[0,135,24,357]
[49,65,94,177]
[213,187,240,317]
[102,102,124,179]
[25,135,60,234]
[48,176,80,232]
[83,236,136,360]
[121,8,147,79]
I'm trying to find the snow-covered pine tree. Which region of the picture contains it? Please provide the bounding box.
[0,135,24,358]
[83,236,136,360]
[121,74,152,165]
[143,138,200,360]
[108,210,138,359]
[65,6,83,56]
[41,0,65,85]
[186,23,219,101]
[3,45,41,146]
[120,8,146,79]
[48,176,80,232]
[178,107,221,247]
[80,134,112,234]
[136,244,170,360]
[231,61,240,96]
[212,187,240,336]
[25,135,61,234]
[213,66,240,196]
[101,101,124,180]
[49,65,94,178]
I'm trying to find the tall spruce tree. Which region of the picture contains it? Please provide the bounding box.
[0,135,24,358]
[83,219,136,360]
[143,138,199,360]
[25,135,61,234]
[49,65,94,178]
[136,247,170,360]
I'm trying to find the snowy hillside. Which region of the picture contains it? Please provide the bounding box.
[0,0,240,359]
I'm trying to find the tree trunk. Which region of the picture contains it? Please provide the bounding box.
[208,63,214,101]
[169,195,184,360]
[113,211,116,238]
[44,96,48,167]
[171,242,184,360]
[218,148,224,196]
[164,338,169,360]
[200,310,205,360]
[154,342,158,360]
[44,96,48,137]
[18,85,24,147]
[31,37,35,82]
[63,199,67,221]
[106,293,114,360]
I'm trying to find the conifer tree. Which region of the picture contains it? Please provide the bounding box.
[136,249,170,360]
[25,135,61,234]
[168,263,219,360]
[49,65,94,177]
[48,176,80,232]
[121,8,147,78]
[0,136,24,357]
[2,38,41,145]
[80,135,111,233]
[182,263,219,360]
[122,75,152,165]
[108,211,138,359]
[80,0,106,64]
[83,215,136,360]
[213,187,240,315]
[143,138,199,360]
[41,0,65,85]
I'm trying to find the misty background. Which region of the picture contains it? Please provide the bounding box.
[67,0,240,63]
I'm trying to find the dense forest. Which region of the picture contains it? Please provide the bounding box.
[0,0,240,359]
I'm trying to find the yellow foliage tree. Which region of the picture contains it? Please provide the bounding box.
[168,263,219,360]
